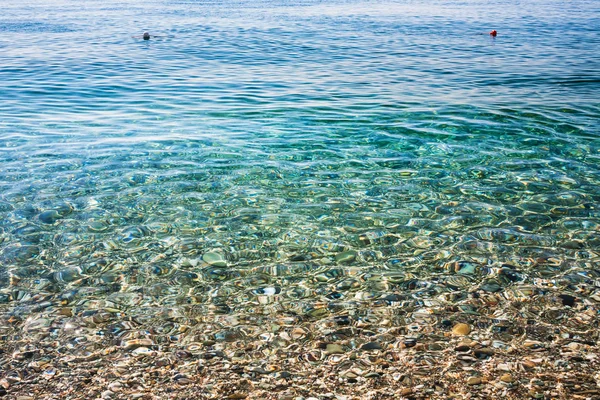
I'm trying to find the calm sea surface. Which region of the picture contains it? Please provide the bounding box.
[0,0,599,353]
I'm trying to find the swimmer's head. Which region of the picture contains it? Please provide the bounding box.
[490,30,497,37]
[143,32,150,40]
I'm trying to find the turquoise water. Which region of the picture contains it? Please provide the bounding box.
[1,0,600,364]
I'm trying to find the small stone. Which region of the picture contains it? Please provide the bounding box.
[561,240,584,249]
[522,360,536,369]
[247,367,268,374]
[342,371,358,379]
[361,342,382,351]
[173,374,193,384]
[467,377,482,385]
[400,388,412,396]
[122,338,154,350]
[474,348,494,359]
[500,374,514,383]
[559,294,576,307]
[108,382,123,392]
[496,363,511,371]
[455,344,470,352]
[335,250,357,263]
[101,391,114,399]
[480,281,502,292]
[58,307,73,317]
[203,251,227,267]
[325,344,345,355]
[39,210,62,224]
[452,323,471,336]
[565,342,580,351]
[275,371,292,379]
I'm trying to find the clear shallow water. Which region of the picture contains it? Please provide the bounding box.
[1,0,600,361]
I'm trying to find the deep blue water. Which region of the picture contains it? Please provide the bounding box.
[0,0,599,354]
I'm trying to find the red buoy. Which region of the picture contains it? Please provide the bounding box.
[490,30,497,37]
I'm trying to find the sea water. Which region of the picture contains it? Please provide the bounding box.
[0,0,599,368]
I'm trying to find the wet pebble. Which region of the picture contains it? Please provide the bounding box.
[559,294,576,307]
[88,221,109,232]
[202,251,227,267]
[561,240,584,249]
[496,363,512,371]
[467,377,482,385]
[39,210,62,224]
[101,391,114,399]
[452,323,471,336]
[479,280,502,293]
[173,374,193,384]
[325,344,344,355]
[361,342,382,351]
[275,371,292,379]
[121,339,154,350]
[335,250,357,263]
[474,348,494,359]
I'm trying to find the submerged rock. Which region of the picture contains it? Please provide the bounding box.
[452,323,471,336]
[202,251,227,267]
[335,250,357,263]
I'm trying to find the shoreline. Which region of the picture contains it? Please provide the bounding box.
[2,300,599,399]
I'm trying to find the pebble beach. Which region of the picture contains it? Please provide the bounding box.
[1,0,600,398]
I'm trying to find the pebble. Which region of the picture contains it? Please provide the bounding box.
[101,391,114,399]
[361,342,382,351]
[122,339,154,350]
[496,363,511,371]
[325,344,345,355]
[474,348,494,359]
[500,374,514,383]
[275,371,292,379]
[565,342,580,351]
[39,210,62,224]
[452,323,471,336]
[561,240,584,249]
[107,382,122,392]
[559,294,577,307]
[202,251,227,267]
[335,250,357,263]
[467,377,482,385]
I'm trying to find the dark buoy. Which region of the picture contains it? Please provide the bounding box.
[143,32,150,40]
[490,30,497,37]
